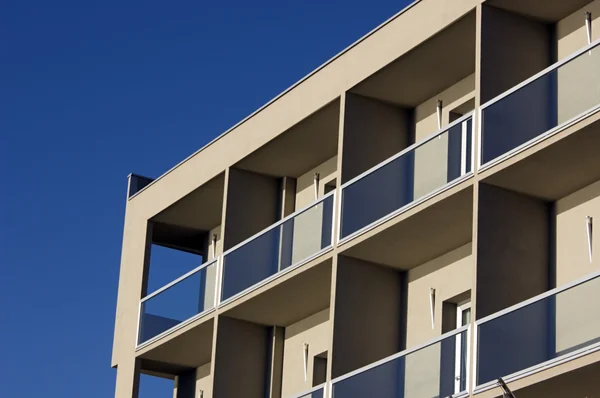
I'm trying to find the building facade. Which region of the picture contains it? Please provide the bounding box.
[112,0,600,397]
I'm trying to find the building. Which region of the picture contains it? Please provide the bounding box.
[111,0,600,396]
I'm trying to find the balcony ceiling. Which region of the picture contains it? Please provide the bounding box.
[235,100,339,178]
[351,12,476,108]
[486,0,593,23]
[151,173,225,231]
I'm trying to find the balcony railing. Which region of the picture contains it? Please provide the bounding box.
[292,384,326,398]
[220,192,335,303]
[339,113,473,241]
[475,271,600,392]
[480,39,600,167]
[137,258,218,346]
[331,326,470,398]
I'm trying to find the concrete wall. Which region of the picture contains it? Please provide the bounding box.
[413,75,475,200]
[223,168,279,250]
[281,309,331,397]
[554,179,600,357]
[480,5,553,103]
[339,93,412,237]
[341,93,411,183]
[556,1,600,128]
[213,317,269,398]
[476,184,551,385]
[331,256,404,378]
[195,363,212,398]
[221,169,280,299]
[476,184,550,318]
[556,0,600,59]
[289,157,337,267]
[480,5,555,163]
[295,156,338,209]
[555,179,600,283]
[403,243,473,398]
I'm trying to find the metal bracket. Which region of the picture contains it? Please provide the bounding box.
[498,378,516,398]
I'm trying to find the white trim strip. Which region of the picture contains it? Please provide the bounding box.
[222,191,335,258]
[476,270,600,326]
[480,39,600,111]
[341,112,474,190]
[331,325,469,385]
[338,172,473,245]
[141,258,219,303]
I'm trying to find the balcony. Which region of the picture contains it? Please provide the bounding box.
[220,192,335,304]
[331,326,470,398]
[474,271,600,393]
[480,39,600,169]
[137,258,218,346]
[339,113,474,242]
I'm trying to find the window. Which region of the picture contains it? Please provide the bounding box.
[455,300,471,393]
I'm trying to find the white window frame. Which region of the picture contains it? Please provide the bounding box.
[455,300,471,393]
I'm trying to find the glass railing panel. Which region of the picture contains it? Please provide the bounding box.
[332,328,469,398]
[340,116,473,239]
[476,273,600,386]
[221,193,334,302]
[138,260,217,345]
[481,42,600,165]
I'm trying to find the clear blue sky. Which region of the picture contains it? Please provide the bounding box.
[0,1,410,396]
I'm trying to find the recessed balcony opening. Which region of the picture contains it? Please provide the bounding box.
[480,1,600,166]
[137,356,213,398]
[214,260,332,398]
[339,183,473,271]
[213,306,332,398]
[220,101,339,303]
[475,182,600,392]
[138,174,225,345]
[137,373,174,397]
[136,317,214,390]
[339,12,476,241]
[331,246,473,398]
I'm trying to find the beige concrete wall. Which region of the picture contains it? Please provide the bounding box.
[480,5,552,103]
[281,309,331,397]
[223,168,279,250]
[113,1,487,395]
[476,184,550,318]
[555,179,600,283]
[341,93,411,183]
[290,156,337,266]
[196,363,212,398]
[556,1,600,128]
[203,225,221,310]
[556,0,600,59]
[554,179,600,356]
[295,156,338,209]
[413,75,475,199]
[213,317,269,398]
[406,243,473,346]
[331,256,404,378]
[403,243,472,398]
